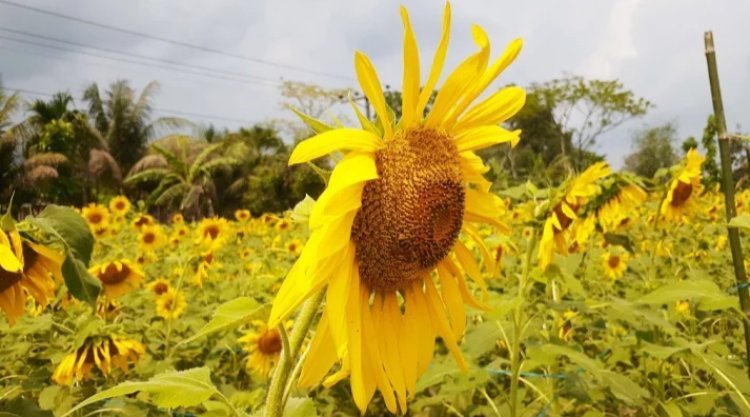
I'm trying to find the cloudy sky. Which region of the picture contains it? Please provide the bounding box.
[1,0,749,168]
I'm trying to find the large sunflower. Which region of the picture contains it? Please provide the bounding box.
[661,148,705,222]
[0,229,63,324]
[52,335,145,385]
[268,4,525,413]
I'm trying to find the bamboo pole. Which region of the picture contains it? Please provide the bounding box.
[704,31,750,377]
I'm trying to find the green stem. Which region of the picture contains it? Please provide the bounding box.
[704,31,750,379]
[510,229,537,417]
[265,289,326,417]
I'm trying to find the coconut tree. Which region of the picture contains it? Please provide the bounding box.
[125,135,240,219]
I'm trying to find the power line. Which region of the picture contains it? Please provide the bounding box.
[0,34,282,88]
[0,26,284,86]
[6,85,257,125]
[0,0,353,81]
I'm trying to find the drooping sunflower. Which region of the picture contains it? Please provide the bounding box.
[109,195,131,216]
[595,183,648,232]
[268,4,525,413]
[0,229,63,324]
[538,162,611,270]
[51,335,145,385]
[601,251,629,279]
[661,148,705,222]
[89,260,144,298]
[155,288,187,320]
[132,213,155,230]
[238,320,286,377]
[81,203,110,230]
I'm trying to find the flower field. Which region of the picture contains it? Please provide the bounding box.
[3,150,750,416]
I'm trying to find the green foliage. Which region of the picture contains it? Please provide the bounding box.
[624,123,679,178]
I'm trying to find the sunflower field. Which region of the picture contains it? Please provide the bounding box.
[3,4,750,417]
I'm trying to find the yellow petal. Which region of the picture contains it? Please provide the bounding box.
[424,276,468,371]
[0,245,22,272]
[416,2,451,121]
[361,296,398,414]
[437,263,466,339]
[400,6,420,129]
[455,87,526,133]
[324,245,355,357]
[315,212,356,259]
[454,125,521,153]
[349,282,376,413]
[407,281,435,376]
[354,52,393,139]
[453,240,487,297]
[310,153,378,229]
[299,312,339,388]
[289,128,382,165]
[374,293,407,410]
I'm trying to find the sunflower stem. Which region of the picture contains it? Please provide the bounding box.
[510,229,537,417]
[704,31,750,379]
[265,289,325,417]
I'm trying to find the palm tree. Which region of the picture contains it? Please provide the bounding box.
[84,80,190,174]
[0,84,21,200]
[125,135,240,219]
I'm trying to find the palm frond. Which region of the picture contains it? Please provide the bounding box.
[124,168,172,185]
[88,149,123,182]
[128,154,168,175]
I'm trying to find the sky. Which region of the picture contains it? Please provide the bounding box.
[1,0,749,169]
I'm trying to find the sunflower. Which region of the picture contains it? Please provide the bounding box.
[269,5,526,413]
[193,251,218,286]
[602,251,629,279]
[132,213,155,230]
[661,148,705,222]
[274,219,292,233]
[170,213,184,225]
[52,335,145,385]
[596,183,647,232]
[138,224,166,251]
[0,230,63,324]
[285,239,303,257]
[82,203,110,229]
[89,260,144,298]
[238,320,286,377]
[96,298,120,320]
[155,289,187,320]
[109,195,131,216]
[146,277,172,295]
[240,248,254,260]
[538,162,611,270]
[557,310,577,342]
[195,217,231,248]
[675,299,691,317]
[235,209,251,223]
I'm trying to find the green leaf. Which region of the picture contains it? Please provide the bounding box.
[180,296,262,345]
[603,233,635,254]
[729,214,750,230]
[291,195,316,223]
[62,367,218,417]
[600,371,649,404]
[636,279,730,310]
[640,341,688,360]
[540,344,604,373]
[61,256,101,307]
[37,386,61,411]
[659,402,684,417]
[288,106,332,134]
[28,205,93,263]
[283,397,318,417]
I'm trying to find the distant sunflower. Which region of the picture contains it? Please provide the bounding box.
[538,162,611,270]
[132,213,155,230]
[602,251,629,279]
[195,217,231,247]
[661,149,705,222]
[238,320,286,377]
[155,289,187,320]
[235,209,251,222]
[285,239,303,257]
[139,224,166,251]
[146,277,172,295]
[109,195,131,216]
[89,260,144,298]
[82,203,110,229]
[193,251,218,286]
[596,183,648,232]
[269,4,526,413]
[0,230,63,324]
[240,248,254,260]
[170,213,184,225]
[274,219,291,233]
[51,335,145,385]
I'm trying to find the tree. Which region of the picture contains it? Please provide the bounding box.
[83,80,189,173]
[531,75,653,170]
[0,84,21,201]
[125,135,240,218]
[624,123,679,178]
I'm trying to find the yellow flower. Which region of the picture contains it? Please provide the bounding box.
[235,209,251,222]
[195,217,231,248]
[596,184,648,232]
[109,195,131,216]
[675,299,691,316]
[82,203,110,229]
[274,219,292,233]
[602,251,629,279]
[238,320,285,377]
[716,235,728,251]
[193,251,218,286]
[155,289,187,320]
[132,213,155,230]
[0,230,63,324]
[538,163,611,270]
[146,277,172,295]
[269,5,525,413]
[661,149,705,222]
[96,298,120,320]
[139,224,166,251]
[240,248,254,260]
[52,335,145,385]
[92,225,111,240]
[89,260,144,298]
[285,239,303,257]
[557,310,577,341]
[170,213,184,225]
